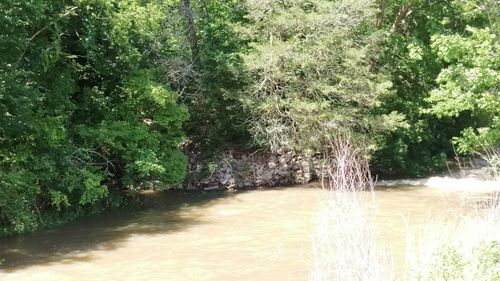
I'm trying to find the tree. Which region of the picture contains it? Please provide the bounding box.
[427,15,499,170]
[240,0,398,153]
[0,0,188,235]
[370,0,491,176]
[156,0,250,153]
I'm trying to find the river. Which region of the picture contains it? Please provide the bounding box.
[0,181,497,281]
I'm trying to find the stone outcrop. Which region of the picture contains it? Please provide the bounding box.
[185,150,319,190]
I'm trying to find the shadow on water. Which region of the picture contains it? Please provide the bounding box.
[0,190,236,272]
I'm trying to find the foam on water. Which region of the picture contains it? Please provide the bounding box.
[377,168,500,192]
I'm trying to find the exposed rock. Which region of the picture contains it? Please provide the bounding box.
[185,149,319,190]
[203,186,220,191]
[186,183,198,191]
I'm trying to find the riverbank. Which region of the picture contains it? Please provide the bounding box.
[2,155,497,239]
[184,146,499,192]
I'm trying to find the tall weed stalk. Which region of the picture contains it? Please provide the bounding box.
[310,134,394,281]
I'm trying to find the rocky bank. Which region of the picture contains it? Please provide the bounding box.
[185,150,320,191]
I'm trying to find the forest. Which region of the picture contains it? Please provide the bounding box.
[0,0,498,236]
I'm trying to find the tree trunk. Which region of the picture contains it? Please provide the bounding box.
[375,0,385,29]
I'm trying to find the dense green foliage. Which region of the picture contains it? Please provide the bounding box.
[157,0,250,151]
[429,26,499,151]
[371,0,499,176]
[1,0,498,235]
[0,0,187,235]
[371,0,462,176]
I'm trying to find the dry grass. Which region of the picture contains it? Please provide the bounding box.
[310,135,394,281]
[405,192,500,281]
[310,135,499,281]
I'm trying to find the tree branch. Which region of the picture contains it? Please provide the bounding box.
[17,6,78,65]
[390,0,414,34]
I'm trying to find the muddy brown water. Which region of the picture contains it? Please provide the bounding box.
[0,184,495,281]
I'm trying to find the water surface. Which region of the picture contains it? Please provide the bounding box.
[0,184,493,281]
